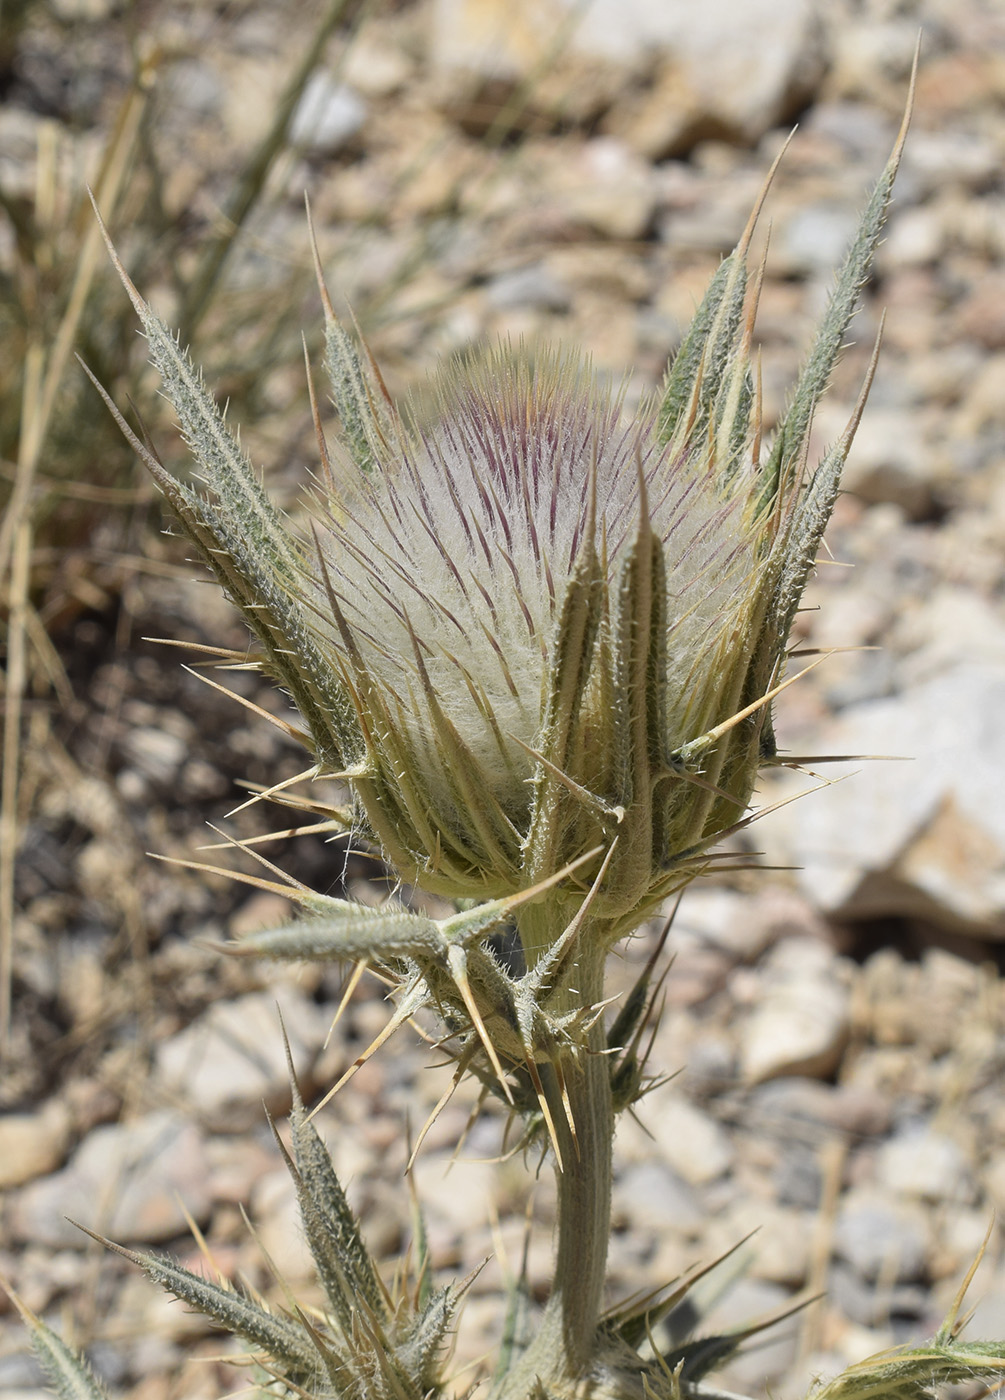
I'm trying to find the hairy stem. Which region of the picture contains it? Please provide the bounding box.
[496,916,613,1397]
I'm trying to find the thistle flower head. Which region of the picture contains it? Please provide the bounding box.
[307,340,765,909]
[91,110,905,980]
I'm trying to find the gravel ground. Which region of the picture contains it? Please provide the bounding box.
[2,1,1005,1397]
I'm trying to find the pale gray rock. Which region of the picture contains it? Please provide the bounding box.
[705,1277,799,1393]
[289,72,367,154]
[782,203,861,276]
[49,0,114,18]
[341,36,414,98]
[881,205,948,269]
[816,404,934,518]
[738,937,850,1084]
[806,100,894,160]
[8,1111,212,1248]
[557,139,657,241]
[750,1206,815,1288]
[412,1150,499,1233]
[834,1189,929,1283]
[746,1077,891,1140]
[487,264,570,312]
[642,1096,733,1185]
[964,1279,1005,1345]
[249,1167,317,1282]
[674,885,816,963]
[756,665,1005,935]
[982,1154,1005,1214]
[659,194,750,254]
[826,16,920,97]
[954,350,1005,436]
[0,110,46,195]
[933,1203,994,1278]
[894,588,1005,688]
[612,1161,704,1234]
[708,1201,813,1287]
[403,1150,497,1263]
[903,130,1002,197]
[431,0,825,142]
[672,887,757,956]
[597,0,827,140]
[828,1259,929,1329]
[0,1351,47,1394]
[164,58,225,120]
[153,987,330,1130]
[876,1126,977,1205]
[120,726,187,785]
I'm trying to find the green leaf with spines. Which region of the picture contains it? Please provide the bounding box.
[236,904,444,963]
[405,625,525,872]
[273,1132,373,1350]
[9,1298,112,1400]
[807,1337,1005,1400]
[118,1246,319,1378]
[289,1092,390,1327]
[713,362,754,485]
[78,356,360,770]
[188,491,361,767]
[769,322,883,656]
[131,301,308,590]
[324,319,391,476]
[394,1284,463,1393]
[656,256,735,445]
[756,102,909,517]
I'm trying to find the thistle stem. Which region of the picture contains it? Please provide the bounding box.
[496,921,613,1397]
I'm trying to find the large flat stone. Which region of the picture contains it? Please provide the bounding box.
[757,665,1005,937]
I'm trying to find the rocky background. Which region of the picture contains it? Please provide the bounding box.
[2,0,1005,1396]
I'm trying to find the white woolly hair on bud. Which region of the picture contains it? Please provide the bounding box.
[308,341,760,814]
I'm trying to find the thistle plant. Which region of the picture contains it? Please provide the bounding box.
[20,73,1005,1400]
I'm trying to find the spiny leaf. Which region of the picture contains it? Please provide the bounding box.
[605,471,668,914]
[394,1283,463,1393]
[289,1095,389,1325]
[657,256,736,445]
[324,318,391,475]
[808,1337,1005,1400]
[756,67,913,514]
[605,907,674,1061]
[233,902,444,963]
[79,356,358,769]
[2,1285,111,1400]
[406,624,524,871]
[89,207,306,591]
[659,135,788,462]
[307,192,394,480]
[188,495,359,767]
[608,1235,757,1351]
[663,1292,815,1387]
[72,1228,318,1378]
[92,209,362,765]
[339,1300,425,1400]
[272,1122,375,1345]
[769,322,883,647]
